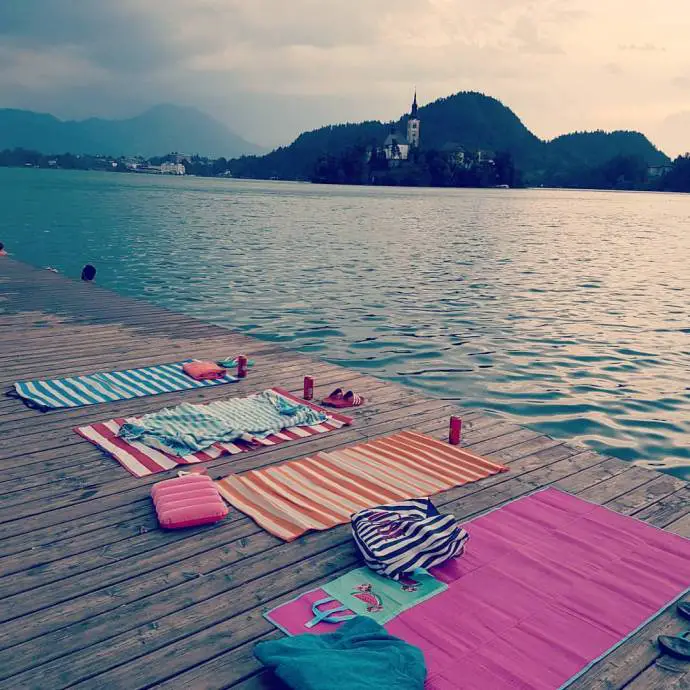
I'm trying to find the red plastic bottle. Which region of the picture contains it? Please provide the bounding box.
[449,416,462,445]
[237,355,248,378]
[303,376,314,400]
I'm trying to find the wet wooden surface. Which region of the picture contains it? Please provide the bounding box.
[0,258,688,689]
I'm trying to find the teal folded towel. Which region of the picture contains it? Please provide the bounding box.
[254,616,426,690]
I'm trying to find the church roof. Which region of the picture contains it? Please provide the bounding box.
[384,131,409,147]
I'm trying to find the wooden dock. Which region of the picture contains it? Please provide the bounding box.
[0,258,688,690]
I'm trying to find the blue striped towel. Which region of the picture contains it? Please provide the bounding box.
[12,360,237,410]
[352,499,469,580]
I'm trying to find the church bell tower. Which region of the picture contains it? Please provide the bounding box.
[407,90,420,148]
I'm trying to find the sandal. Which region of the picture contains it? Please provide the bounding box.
[678,601,690,620]
[322,388,344,407]
[658,631,690,660]
[342,391,365,407]
[323,389,365,408]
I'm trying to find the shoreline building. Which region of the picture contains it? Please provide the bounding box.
[160,162,186,175]
[382,91,421,163]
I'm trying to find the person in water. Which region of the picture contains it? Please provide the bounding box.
[0,242,7,256]
[81,264,96,281]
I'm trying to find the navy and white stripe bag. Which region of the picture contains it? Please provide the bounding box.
[351,498,469,580]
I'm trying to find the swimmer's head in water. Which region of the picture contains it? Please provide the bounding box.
[81,264,96,281]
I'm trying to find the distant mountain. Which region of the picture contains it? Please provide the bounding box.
[0,105,262,158]
[228,92,669,184]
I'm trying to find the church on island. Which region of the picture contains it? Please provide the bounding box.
[380,92,420,163]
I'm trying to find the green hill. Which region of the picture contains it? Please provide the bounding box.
[412,92,541,161]
[544,130,668,167]
[228,121,387,180]
[537,131,669,187]
[230,92,544,179]
[229,92,668,184]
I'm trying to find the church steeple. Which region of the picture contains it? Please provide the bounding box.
[407,89,420,148]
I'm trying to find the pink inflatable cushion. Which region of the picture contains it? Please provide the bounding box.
[151,474,228,529]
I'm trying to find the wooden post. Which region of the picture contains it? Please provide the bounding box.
[449,416,462,445]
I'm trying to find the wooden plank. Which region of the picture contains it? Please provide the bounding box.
[606,474,689,516]
[566,604,690,690]
[573,466,661,503]
[0,392,462,527]
[629,486,690,528]
[0,363,371,454]
[0,409,492,603]
[104,467,690,690]
[0,378,405,504]
[0,357,349,432]
[0,366,370,464]
[0,329,276,377]
[0,442,603,684]
[0,401,479,559]
[0,396,470,581]
[0,368,372,472]
[555,456,634,493]
[624,661,689,689]
[0,340,281,388]
[0,437,587,673]
[151,482,690,690]
[665,513,690,538]
[1,257,688,690]
[0,545,360,689]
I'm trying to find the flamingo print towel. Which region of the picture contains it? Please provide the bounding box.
[265,567,447,632]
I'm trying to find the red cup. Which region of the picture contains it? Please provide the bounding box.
[303,376,314,400]
[449,416,462,445]
[237,355,248,378]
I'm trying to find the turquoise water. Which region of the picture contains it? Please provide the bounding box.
[2,168,689,478]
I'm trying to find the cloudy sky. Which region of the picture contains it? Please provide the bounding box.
[1,0,689,155]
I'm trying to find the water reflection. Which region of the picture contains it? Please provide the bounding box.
[2,170,689,478]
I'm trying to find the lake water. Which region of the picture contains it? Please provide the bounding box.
[2,168,689,478]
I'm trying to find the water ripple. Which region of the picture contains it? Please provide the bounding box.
[2,169,690,479]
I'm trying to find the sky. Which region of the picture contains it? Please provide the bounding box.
[0,0,689,155]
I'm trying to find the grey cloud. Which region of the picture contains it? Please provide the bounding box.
[0,2,182,73]
[0,0,687,155]
[0,0,421,90]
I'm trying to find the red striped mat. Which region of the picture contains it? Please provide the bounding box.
[216,430,509,541]
[75,388,353,478]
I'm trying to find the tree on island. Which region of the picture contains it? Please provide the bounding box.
[660,154,690,192]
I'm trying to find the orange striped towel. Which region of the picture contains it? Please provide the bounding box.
[215,430,508,541]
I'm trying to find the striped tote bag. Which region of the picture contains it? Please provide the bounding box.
[351,498,469,580]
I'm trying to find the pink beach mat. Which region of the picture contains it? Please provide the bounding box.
[265,487,690,689]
